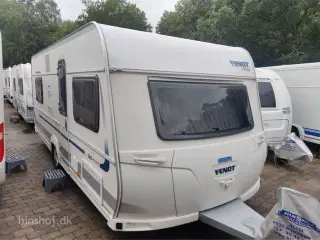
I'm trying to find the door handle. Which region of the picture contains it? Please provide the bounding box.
[133,157,166,166]
[219,177,235,189]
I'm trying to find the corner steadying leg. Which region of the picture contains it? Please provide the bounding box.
[22,162,27,171]
[273,152,278,166]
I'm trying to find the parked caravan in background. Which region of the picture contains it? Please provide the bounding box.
[7,67,13,103]
[1,69,5,99]
[16,63,34,123]
[0,32,6,186]
[256,68,292,148]
[266,63,320,145]
[11,65,17,109]
[32,22,266,237]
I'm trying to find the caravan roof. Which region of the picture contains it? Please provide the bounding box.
[268,62,320,71]
[33,22,256,78]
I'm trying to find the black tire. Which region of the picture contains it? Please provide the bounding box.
[292,127,300,138]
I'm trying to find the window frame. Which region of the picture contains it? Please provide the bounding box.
[18,78,24,95]
[35,77,44,104]
[72,76,100,133]
[58,59,67,116]
[148,80,254,141]
[258,81,276,108]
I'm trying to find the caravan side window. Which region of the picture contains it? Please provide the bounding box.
[13,78,16,91]
[35,77,43,104]
[258,82,276,108]
[5,78,7,87]
[8,78,10,87]
[18,78,23,95]
[72,76,99,133]
[58,60,67,116]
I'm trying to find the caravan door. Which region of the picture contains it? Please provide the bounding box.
[258,80,290,146]
[56,60,70,169]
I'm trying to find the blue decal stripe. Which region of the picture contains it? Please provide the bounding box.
[304,128,320,138]
[278,210,320,232]
[218,156,232,164]
[40,115,85,154]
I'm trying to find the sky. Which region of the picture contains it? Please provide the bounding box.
[55,0,178,28]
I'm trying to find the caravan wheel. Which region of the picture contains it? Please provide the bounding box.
[52,147,59,169]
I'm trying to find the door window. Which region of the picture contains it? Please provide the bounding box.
[18,78,23,95]
[72,76,99,133]
[258,82,276,108]
[13,78,16,91]
[148,80,254,140]
[35,77,43,104]
[58,60,67,116]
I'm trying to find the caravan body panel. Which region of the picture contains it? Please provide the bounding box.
[266,63,320,144]
[32,24,120,221]
[32,22,267,232]
[256,68,292,147]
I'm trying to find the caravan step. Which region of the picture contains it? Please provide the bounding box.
[199,199,264,239]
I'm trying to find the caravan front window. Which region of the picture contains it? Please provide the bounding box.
[148,81,254,140]
[258,82,276,108]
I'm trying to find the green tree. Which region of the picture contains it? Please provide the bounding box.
[50,20,78,43]
[0,0,61,67]
[157,0,320,67]
[77,0,152,32]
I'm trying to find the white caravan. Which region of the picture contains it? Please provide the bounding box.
[6,67,13,103]
[266,63,320,145]
[256,68,292,147]
[1,69,5,99]
[32,22,266,237]
[11,65,18,109]
[0,32,6,186]
[16,63,34,123]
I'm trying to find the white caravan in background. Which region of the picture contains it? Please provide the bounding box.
[16,63,34,123]
[266,63,320,145]
[256,68,292,147]
[32,22,266,238]
[7,67,13,103]
[11,65,18,109]
[1,69,5,99]
[0,32,6,186]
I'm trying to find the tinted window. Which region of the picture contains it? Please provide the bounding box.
[148,81,254,140]
[18,78,23,95]
[35,77,43,104]
[258,82,276,108]
[58,60,67,116]
[5,77,7,87]
[13,78,16,91]
[8,78,10,87]
[72,76,99,133]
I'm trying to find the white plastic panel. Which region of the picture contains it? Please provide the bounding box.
[200,199,264,239]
